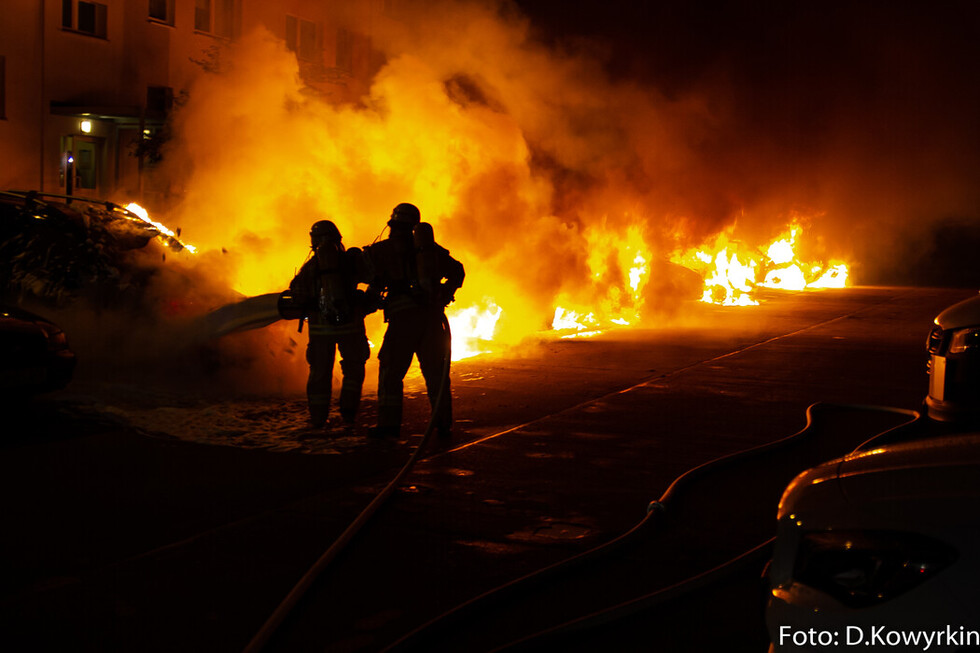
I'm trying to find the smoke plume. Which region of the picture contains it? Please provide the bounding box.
[156,0,980,361]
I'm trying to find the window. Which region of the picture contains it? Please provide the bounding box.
[149,0,175,25]
[194,0,210,31]
[78,2,107,36]
[214,0,234,38]
[195,0,234,37]
[62,0,107,38]
[285,15,317,62]
[336,28,353,72]
[146,86,174,115]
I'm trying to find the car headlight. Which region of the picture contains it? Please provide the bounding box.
[793,530,957,608]
[949,327,980,354]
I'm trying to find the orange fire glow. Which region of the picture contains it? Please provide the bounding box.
[149,11,856,373]
[124,202,198,254]
[671,221,850,306]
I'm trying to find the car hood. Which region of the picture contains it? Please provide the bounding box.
[778,434,980,520]
[0,304,63,337]
[935,292,980,330]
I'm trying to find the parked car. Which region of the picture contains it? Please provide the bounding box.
[0,304,76,394]
[926,292,980,423]
[766,434,980,652]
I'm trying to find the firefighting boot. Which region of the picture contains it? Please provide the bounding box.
[310,407,329,430]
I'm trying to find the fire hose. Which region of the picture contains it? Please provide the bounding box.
[383,402,920,652]
[242,313,453,653]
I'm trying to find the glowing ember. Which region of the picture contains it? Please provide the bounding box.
[124,203,198,253]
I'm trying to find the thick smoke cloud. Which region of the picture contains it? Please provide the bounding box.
[517,0,980,284]
[161,0,980,357]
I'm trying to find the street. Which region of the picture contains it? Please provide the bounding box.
[0,286,972,652]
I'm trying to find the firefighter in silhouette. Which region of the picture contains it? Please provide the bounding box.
[289,220,372,430]
[363,203,465,440]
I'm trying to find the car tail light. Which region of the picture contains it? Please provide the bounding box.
[949,327,980,354]
[793,530,957,608]
[927,325,945,354]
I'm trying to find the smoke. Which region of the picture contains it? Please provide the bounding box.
[153,0,980,367]
[519,0,980,282]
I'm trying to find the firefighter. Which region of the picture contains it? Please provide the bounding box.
[363,203,465,440]
[289,219,372,430]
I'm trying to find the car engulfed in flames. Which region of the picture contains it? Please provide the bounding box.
[671,221,849,307]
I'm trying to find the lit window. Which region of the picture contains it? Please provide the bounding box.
[148,0,175,25]
[286,15,317,62]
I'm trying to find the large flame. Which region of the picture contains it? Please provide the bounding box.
[671,220,849,306]
[148,7,860,368]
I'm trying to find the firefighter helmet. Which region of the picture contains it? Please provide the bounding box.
[413,222,434,248]
[310,220,342,242]
[388,203,421,227]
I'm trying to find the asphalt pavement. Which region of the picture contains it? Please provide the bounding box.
[0,286,973,652]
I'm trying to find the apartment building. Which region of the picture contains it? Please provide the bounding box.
[0,1,384,206]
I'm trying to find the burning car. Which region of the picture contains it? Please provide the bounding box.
[0,190,193,309]
[765,435,980,652]
[0,304,76,395]
[926,292,980,424]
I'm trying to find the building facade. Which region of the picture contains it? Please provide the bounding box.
[0,0,385,207]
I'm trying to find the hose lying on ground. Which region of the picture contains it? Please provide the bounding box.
[383,402,920,652]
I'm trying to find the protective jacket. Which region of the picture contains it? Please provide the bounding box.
[289,245,372,427]
[363,235,465,319]
[363,229,464,436]
[289,246,369,336]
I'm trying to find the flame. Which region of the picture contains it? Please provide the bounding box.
[672,219,850,305]
[124,202,198,253]
[809,263,849,288]
[144,20,860,378]
[447,301,502,361]
[544,223,652,337]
